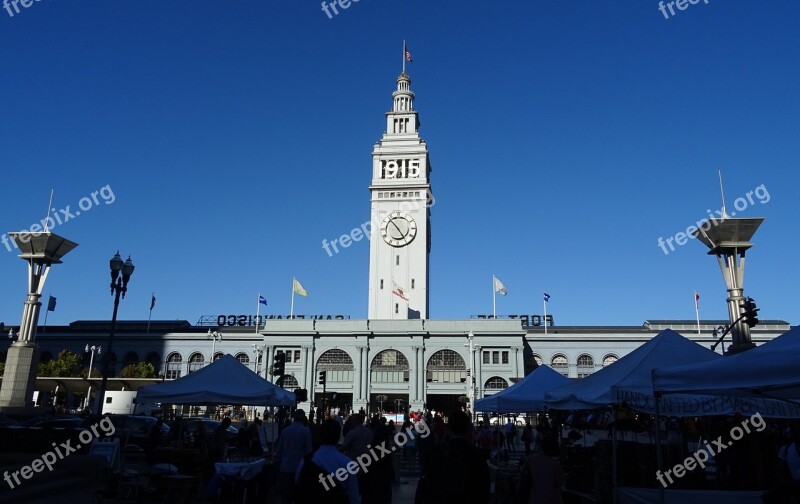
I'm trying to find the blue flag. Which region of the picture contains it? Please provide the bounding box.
[543,292,551,302]
[259,295,268,306]
[47,296,57,312]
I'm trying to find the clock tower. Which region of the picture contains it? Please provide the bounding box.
[368,71,432,320]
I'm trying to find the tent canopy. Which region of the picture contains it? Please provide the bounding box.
[544,330,723,414]
[474,365,570,413]
[652,326,800,415]
[136,354,296,406]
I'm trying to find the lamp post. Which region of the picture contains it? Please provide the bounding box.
[96,252,134,415]
[0,232,77,410]
[252,344,265,375]
[84,344,101,411]
[208,329,222,364]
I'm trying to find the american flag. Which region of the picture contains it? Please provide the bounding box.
[405,46,413,63]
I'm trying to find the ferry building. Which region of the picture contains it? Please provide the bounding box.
[3,71,792,415]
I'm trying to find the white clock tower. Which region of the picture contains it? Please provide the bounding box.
[368,71,432,320]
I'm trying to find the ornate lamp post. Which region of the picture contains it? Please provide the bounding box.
[96,252,134,415]
[208,329,222,364]
[0,232,77,410]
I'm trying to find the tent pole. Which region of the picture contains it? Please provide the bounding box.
[611,406,618,504]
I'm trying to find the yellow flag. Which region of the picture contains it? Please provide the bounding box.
[293,278,308,297]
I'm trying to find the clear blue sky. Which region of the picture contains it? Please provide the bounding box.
[1,1,798,327]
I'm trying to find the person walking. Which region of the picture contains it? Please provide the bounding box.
[276,409,312,504]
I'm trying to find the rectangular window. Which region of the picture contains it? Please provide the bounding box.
[411,279,415,289]
[294,350,301,363]
[502,351,509,364]
[396,255,399,266]
[380,279,384,289]
[395,303,399,314]
[483,352,489,364]
[492,351,499,364]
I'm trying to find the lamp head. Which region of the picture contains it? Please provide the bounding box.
[110,251,123,277]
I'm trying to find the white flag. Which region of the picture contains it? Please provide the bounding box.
[392,281,410,301]
[494,277,508,296]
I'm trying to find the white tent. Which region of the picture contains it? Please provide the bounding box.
[474,365,570,413]
[652,326,800,418]
[136,354,296,406]
[544,330,721,413]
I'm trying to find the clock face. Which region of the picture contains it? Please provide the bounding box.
[380,211,417,247]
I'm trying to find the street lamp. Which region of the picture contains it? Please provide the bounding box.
[252,344,265,375]
[208,329,222,364]
[0,232,77,409]
[84,345,101,410]
[96,251,134,415]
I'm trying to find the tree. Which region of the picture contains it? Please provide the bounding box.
[119,362,158,379]
[37,349,83,377]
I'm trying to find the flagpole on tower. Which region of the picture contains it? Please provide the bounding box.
[402,40,406,73]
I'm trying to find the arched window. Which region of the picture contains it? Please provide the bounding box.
[426,350,466,384]
[317,349,354,383]
[235,353,250,367]
[484,376,508,390]
[551,354,569,376]
[371,350,410,383]
[124,351,139,366]
[188,352,205,374]
[145,351,160,367]
[532,354,543,366]
[576,354,594,378]
[212,352,224,362]
[602,354,619,367]
[279,375,299,389]
[166,352,182,379]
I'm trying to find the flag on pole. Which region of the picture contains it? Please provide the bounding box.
[150,293,156,311]
[392,282,410,301]
[405,44,413,62]
[293,278,308,297]
[493,277,508,296]
[544,292,551,302]
[694,292,700,305]
[259,295,268,306]
[47,296,57,312]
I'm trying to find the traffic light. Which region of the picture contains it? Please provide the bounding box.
[741,297,760,328]
[271,351,286,377]
[294,388,308,402]
[318,371,327,386]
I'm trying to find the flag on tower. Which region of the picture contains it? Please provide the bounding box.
[259,295,268,306]
[293,278,308,297]
[47,295,57,312]
[695,292,700,304]
[544,292,551,302]
[493,277,508,296]
[405,45,413,62]
[393,281,410,301]
[150,293,156,311]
